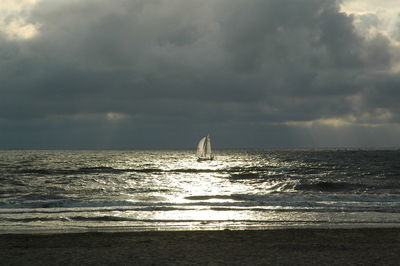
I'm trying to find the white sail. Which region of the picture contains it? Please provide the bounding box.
[197,135,213,160]
[205,135,212,156]
[197,137,207,157]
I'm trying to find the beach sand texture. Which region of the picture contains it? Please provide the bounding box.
[1,228,400,265]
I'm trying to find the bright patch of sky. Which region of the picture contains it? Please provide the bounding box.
[341,0,400,37]
[0,0,40,39]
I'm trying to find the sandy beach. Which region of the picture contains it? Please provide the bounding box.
[1,228,399,265]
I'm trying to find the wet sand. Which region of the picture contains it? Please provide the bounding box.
[1,228,400,265]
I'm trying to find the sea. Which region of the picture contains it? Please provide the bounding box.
[1,149,400,233]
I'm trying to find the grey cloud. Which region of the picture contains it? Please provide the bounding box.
[394,14,400,41]
[220,0,363,71]
[0,0,399,148]
[354,13,380,35]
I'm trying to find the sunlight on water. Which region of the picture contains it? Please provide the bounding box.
[1,150,400,233]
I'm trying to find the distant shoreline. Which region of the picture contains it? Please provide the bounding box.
[1,147,399,151]
[2,228,400,265]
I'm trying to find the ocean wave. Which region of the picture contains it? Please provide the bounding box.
[292,181,400,193]
[229,173,262,180]
[294,181,363,192]
[13,167,223,175]
[0,217,71,223]
[11,165,299,177]
[184,195,235,201]
[70,216,137,222]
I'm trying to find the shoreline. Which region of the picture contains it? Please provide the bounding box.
[1,228,400,265]
[2,222,400,235]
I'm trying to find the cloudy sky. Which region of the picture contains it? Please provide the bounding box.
[1,0,400,149]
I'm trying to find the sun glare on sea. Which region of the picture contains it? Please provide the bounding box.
[108,150,273,227]
[136,154,261,224]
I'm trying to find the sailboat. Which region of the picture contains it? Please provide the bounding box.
[196,135,214,161]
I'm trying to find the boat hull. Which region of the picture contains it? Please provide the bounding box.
[197,157,214,162]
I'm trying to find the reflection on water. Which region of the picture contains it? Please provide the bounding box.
[1,150,400,232]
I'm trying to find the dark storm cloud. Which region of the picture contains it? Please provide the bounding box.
[0,0,399,148]
[221,0,363,71]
